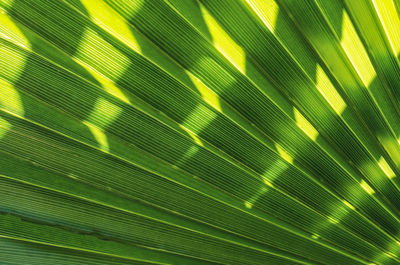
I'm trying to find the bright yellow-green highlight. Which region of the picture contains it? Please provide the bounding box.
[188,71,222,112]
[0,78,24,116]
[360,180,375,194]
[200,5,245,74]
[343,200,355,210]
[379,136,400,167]
[84,122,109,152]
[0,117,11,139]
[263,179,274,187]
[77,62,130,104]
[179,124,204,147]
[84,98,121,151]
[315,65,346,115]
[80,0,141,53]
[311,234,320,239]
[86,98,122,128]
[246,0,279,33]
[378,156,396,179]
[0,10,31,50]
[328,216,339,224]
[340,11,376,87]
[178,104,214,148]
[262,159,288,185]
[181,105,217,134]
[294,108,318,141]
[327,201,355,225]
[74,28,129,81]
[372,0,400,56]
[244,201,253,209]
[0,38,28,83]
[275,143,293,164]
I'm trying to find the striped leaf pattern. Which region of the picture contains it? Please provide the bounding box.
[1,0,400,264]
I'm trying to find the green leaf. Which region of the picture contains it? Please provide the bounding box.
[2,0,400,264]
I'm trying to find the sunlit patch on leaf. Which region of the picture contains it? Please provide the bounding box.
[188,71,222,112]
[378,156,396,179]
[83,122,109,152]
[0,40,28,82]
[0,117,11,139]
[74,28,129,81]
[340,11,376,87]
[0,79,24,116]
[275,143,293,164]
[245,0,279,33]
[181,105,217,135]
[80,0,141,54]
[311,234,320,239]
[262,159,288,185]
[76,63,130,104]
[0,10,30,50]
[200,4,245,74]
[343,200,355,210]
[378,135,400,167]
[244,201,253,209]
[85,98,122,128]
[294,108,318,141]
[262,179,274,187]
[179,124,204,147]
[83,98,121,151]
[372,0,400,56]
[2,1,400,264]
[360,180,375,195]
[315,65,346,115]
[327,216,339,224]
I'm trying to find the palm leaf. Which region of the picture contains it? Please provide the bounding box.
[1,0,400,264]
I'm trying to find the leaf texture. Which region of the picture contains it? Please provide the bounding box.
[1,0,400,264]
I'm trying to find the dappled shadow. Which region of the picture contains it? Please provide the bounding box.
[8,0,89,56]
[2,0,400,263]
[0,3,287,262]
[0,0,107,144]
[113,0,400,261]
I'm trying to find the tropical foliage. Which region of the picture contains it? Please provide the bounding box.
[1,0,400,264]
